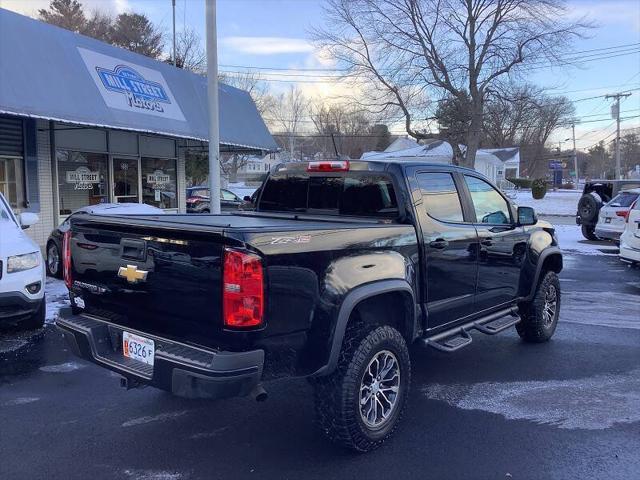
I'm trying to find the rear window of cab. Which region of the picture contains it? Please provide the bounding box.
[258,173,399,218]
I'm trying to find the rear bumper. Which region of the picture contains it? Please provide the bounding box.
[620,243,640,263]
[594,227,622,241]
[56,307,264,400]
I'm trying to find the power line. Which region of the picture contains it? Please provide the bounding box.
[219,42,640,73]
[219,48,640,83]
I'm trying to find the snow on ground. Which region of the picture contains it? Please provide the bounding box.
[226,182,258,200]
[45,277,69,324]
[513,189,581,216]
[554,224,618,256]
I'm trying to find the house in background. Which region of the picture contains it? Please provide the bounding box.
[361,138,519,185]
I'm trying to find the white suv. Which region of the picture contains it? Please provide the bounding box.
[0,192,45,330]
[595,188,640,243]
[620,198,640,265]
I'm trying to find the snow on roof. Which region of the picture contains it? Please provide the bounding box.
[479,147,520,164]
[0,8,277,152]
[361,140,453,160]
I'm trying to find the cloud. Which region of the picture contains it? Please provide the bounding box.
[221,36,314,55]
[0,0,130,17]
[566,0,640,31]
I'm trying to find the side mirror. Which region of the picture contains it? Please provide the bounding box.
[243,196,252,202]
[517,206,537,226]
[19,212,39,229]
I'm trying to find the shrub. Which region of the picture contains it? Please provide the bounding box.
[507,178,532,189]
[531,178,547,199]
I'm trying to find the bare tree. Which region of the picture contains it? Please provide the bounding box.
[217,71,274,116]
[309,101,374,158]
[172,27,206,74]
[268,86,309,161]
[314,0,591,168]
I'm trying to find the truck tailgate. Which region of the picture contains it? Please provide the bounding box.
[68,215,227,349]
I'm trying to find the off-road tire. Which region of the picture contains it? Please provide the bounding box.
[20,296,45,330]
[313,324,410,452]
[581,224,599,241]
[578,194,600,223]
[517,271,560,343]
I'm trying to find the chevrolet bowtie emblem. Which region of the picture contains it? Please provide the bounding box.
[117,265,148,284]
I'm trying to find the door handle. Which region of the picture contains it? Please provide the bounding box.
[480,238,493,247]
[429,239,449,249]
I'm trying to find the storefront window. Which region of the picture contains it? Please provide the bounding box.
[0,157,24,209]
[141,157,177,209]
[57,150,108,215]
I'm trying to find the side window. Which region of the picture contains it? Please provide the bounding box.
[464,175,511,225]
[416,172,464,222]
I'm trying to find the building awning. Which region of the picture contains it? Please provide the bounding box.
[0,8,277,153]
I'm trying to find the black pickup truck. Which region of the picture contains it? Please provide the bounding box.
[57,159,562,451]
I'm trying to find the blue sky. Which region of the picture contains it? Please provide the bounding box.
[3,0,639,148]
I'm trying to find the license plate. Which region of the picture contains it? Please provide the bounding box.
[122,331,154,366]
[605,217,611,223]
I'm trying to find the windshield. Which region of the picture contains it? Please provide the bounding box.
[608,192,639,208]
[258,173,399,218]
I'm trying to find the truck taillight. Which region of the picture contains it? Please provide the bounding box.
[222,248,264,328]
[62,230,73,289]
[307,160,349,172]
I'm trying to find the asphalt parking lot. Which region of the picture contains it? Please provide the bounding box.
[1,251,639,480]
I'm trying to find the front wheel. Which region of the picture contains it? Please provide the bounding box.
[517,271,560,343]
[313,325,410,452]
[46,242,62,278]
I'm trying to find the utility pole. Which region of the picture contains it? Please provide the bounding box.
[206,0,221,213]
[571,123,578,185]
[606,92,632,179]
[172,0,177,66]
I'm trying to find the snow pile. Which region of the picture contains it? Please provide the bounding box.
[514,189,581,216]
[554,224,618,256]
[45,278,69,324]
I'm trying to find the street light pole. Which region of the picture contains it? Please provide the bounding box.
[206,0,221,213]
[172,0,176,66]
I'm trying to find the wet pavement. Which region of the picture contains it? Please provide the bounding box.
[1,252,639,480]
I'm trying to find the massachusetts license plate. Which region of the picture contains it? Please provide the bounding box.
[122,331,155,366]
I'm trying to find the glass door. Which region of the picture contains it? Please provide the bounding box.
[113,157,140,203]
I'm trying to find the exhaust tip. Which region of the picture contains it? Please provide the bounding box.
[251,384,268,402]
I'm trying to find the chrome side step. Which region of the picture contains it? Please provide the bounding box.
[421,307,520,353]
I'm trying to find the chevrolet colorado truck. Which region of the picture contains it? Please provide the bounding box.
[57,160,562,452]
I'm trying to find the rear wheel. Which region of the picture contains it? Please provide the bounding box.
[581,224,599,241]
[313,325,410,452]
[517,271,560,343]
